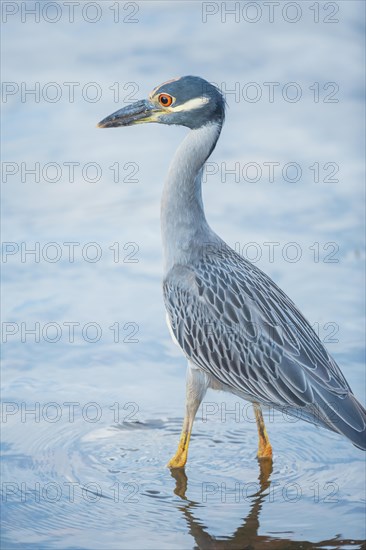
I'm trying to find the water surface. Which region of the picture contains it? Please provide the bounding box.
[2,1,365,548]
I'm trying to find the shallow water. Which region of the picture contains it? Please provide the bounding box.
[2,1,365,548]
[2,397,366,548]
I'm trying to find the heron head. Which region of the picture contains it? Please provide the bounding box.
[97,76,225,130]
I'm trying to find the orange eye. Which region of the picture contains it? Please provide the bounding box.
[158,93,173,107]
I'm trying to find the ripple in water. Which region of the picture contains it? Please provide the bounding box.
[1,406,365,549]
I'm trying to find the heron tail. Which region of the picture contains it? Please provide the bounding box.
[312,389,366,451]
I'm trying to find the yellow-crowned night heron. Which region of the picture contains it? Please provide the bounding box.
[98,76,366,467]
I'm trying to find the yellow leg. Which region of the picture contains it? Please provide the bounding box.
[253,403,273,459]
[167,420,192,469]
[167,363,208,469]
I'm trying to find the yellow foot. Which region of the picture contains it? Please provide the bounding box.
[167,453,187,469]
[167,430,191,469]
[257,442,273,459]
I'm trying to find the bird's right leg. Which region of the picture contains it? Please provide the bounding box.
[167,363,209,469]
[253,402,273,459]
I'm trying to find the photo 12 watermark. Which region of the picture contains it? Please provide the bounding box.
[202,161,340,184]
[1,161,140,183]
[1,81,141,104]
[202,241,340,264]
[1,2,140,24]
[1,480,140,503]
[2,241,140,264]
[201,479,339,503]
[1,321,140,344]
[201,2,340,25]
[1,400,140,424]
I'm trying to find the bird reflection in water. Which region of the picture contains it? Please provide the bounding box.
[170,459,363,550]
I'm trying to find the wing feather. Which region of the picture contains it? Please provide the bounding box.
[163,247,366,447]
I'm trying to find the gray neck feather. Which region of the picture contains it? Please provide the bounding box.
[161,122,222,274]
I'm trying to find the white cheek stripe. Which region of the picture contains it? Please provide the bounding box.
[171,96,210,112]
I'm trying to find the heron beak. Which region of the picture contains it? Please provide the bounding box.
[97,99,160,128]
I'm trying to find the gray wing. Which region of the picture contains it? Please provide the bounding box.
[163,246,366,449]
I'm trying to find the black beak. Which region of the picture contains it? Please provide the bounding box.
[97,99,158,128]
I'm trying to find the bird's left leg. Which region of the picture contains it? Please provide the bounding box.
[167,363,209,469]
[253,402,273,459]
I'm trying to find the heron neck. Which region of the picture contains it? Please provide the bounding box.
[161,122,222,274]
